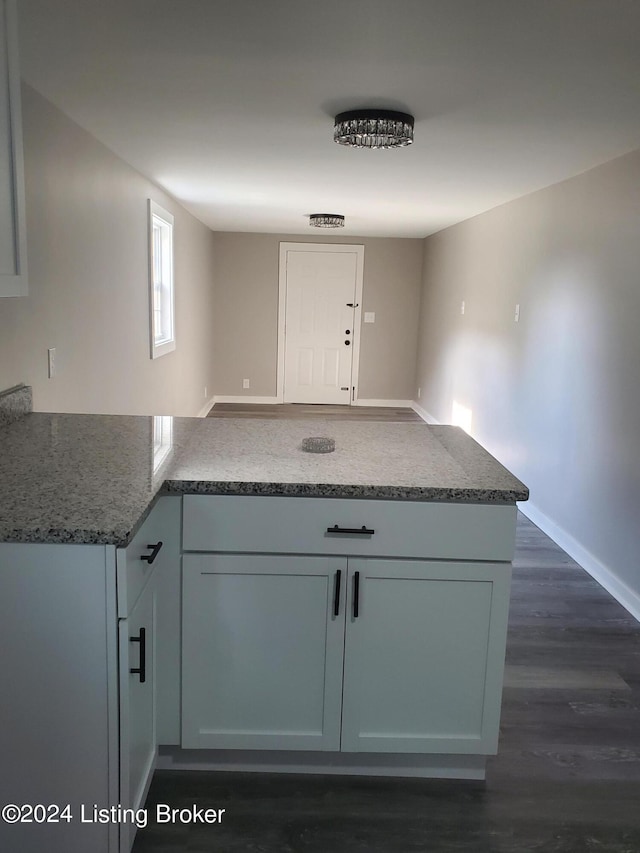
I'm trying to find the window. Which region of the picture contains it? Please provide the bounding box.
[153,415,174,472]
[148,200,175,358]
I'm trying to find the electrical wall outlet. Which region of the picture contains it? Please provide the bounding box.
[242,378,250,389]
[47,347,56,378]
[417,387,421,399]
[514,304,520,322]
[460,300,465,315]
[204,386,208,399]
[364,312,376,323]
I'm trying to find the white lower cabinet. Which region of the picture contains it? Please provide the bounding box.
[0,496,180,853]
[180,495,516,774]
[181,550,511,759]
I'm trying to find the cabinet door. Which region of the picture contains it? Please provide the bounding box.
[341,560,510,754]
[116,495,182,746]
[182,554,346,751]
[0,0,27,297]
[119,575,157,851]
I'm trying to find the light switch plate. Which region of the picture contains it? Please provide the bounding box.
[364,312,375,323]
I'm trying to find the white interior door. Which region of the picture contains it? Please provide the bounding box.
[282,248,360,404]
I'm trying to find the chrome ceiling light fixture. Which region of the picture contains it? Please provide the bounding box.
[333,109,414,149]
[309,213,345,228]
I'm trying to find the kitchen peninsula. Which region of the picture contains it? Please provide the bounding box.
[0,393,528,853]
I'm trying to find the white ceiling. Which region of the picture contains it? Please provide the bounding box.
[17,0,640,238]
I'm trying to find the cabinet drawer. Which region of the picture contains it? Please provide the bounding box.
[117,496,177,618]
[182,495,516,561]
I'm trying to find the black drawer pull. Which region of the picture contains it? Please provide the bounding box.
[327,525,375,535]
[130,627,146,683]
[140,541,163,564]
[353,572,360,619]
[334,570,342,617]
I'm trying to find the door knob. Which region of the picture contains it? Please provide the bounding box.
[345,340,351,346]
[345,329,351,335]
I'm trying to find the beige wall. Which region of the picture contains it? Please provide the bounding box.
[0,85,216,416]
[415,147,640,611]
[212,232,423,401]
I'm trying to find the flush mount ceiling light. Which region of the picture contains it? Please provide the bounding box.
[333,109,414,149]
[309,213,345,228]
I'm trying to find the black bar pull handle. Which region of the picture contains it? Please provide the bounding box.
[353,572,360,619]
[333,570,342,617]
[327,525,375,535]
[130,627,146,683]
[140,541,163,564]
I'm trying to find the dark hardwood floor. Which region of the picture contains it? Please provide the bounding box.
[134,407,640,852]
[207,402,422,422]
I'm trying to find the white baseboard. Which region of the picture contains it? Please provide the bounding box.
[196,397,216,418]
[354,398,413,408]
[213,395,280,404]
[520,501,640,623]
[411,401,440,424]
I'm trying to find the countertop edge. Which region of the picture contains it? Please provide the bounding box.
[164,479,529,503]
[0,480,528,547]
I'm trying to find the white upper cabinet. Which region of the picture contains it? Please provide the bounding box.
[0,0,27,297]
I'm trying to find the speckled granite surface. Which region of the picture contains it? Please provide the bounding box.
[0,413,528,546]
[0,414,194,546]
[165,418,529,504]
[0,384,32,427]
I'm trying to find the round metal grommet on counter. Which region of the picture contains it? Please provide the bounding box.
[301,436,336,453]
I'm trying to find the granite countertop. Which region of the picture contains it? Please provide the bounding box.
[0,412,529,547]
